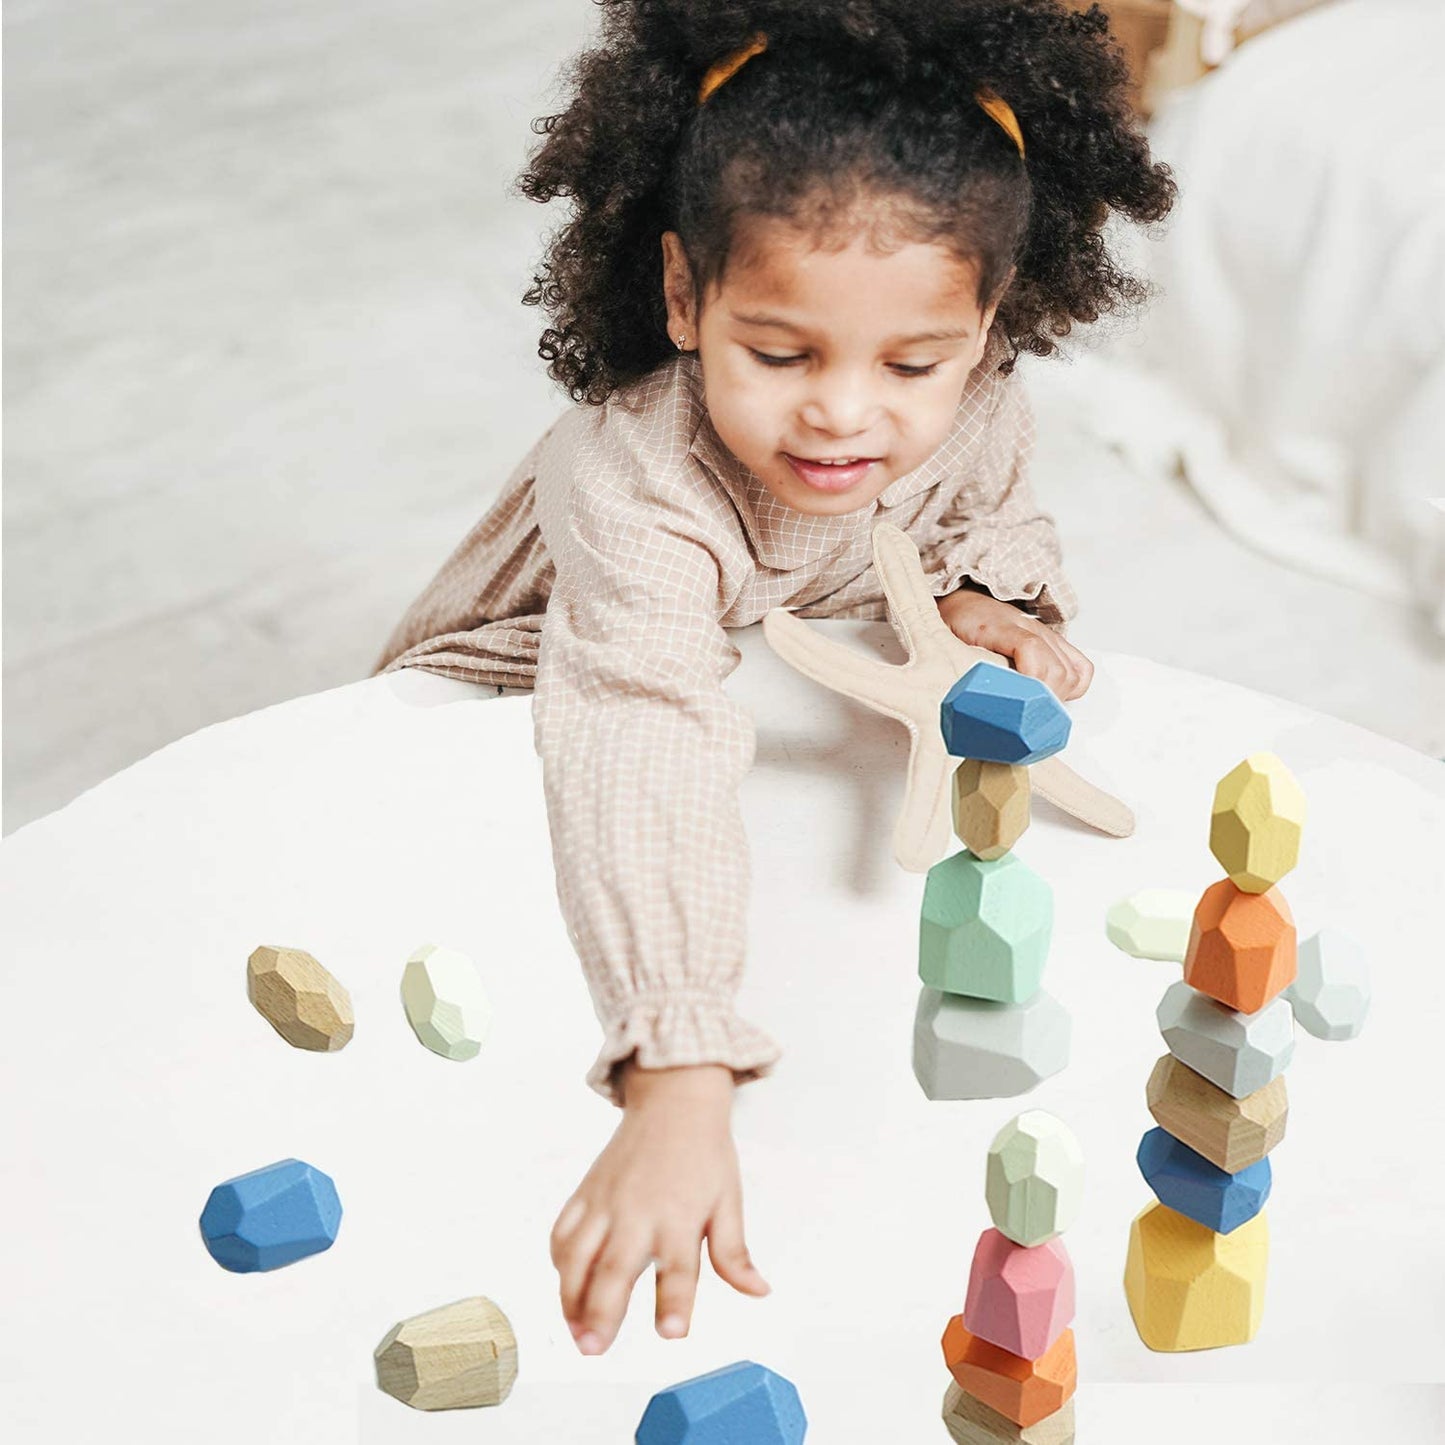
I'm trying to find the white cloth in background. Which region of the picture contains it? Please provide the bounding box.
[1045,0,1445,634]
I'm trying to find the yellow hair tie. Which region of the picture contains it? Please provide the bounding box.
[696,32,1026,161]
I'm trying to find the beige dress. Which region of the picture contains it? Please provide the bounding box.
[371,335,1078,1103]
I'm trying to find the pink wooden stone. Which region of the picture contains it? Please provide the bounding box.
[963,1227,1075,1359]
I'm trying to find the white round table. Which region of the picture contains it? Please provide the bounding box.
[3,621,1442,1443]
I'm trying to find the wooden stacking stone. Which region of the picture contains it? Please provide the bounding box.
[1136,1127,1271,1234]
[1184,880,1297,1014]
[636,1361,807,1444]
[1146,1054,1288,1174]
[1157,981,1294,1098]
[1209,753,1307,893]
[1124,1202,1269,1351]
[246,944,354,1052]
[943,1381,1075,1444]
[1287,928,1371,1041]
[913,988,1071,1100]
[953,758,1032,860]
[964,1229,1074,1359]
[1106,888,1195,962]
[374,1296,517,1411]
[940,662,1072,766]
[986,1111,1084,1248]
[942,1318,1076,1428]
[400,942,492,1061]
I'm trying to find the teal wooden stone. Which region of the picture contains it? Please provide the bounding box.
[939,662,1071,765]
[1136,1126,1271,1234]
[199,1157,342,1272]
[919,850,1053,1002]
[636,1361,806,1444]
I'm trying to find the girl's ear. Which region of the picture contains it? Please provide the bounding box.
[661,232,698,341]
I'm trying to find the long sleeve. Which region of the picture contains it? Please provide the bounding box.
[532,415,782,1106]
[919,373,1079,636]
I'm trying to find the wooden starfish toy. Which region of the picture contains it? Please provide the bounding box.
[762,523,1135,871]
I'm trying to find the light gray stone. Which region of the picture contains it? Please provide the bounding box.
[913,986,1071,1101]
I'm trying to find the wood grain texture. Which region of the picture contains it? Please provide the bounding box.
[986,1111,1085,1248]
[943,1379,1076,1444]
[1209,753,1307,893]
[1157,982,1294,1099]
[1124,1202,1269,1351]
[374,1295,517,1411]
[953,759,1032,860]
[400,942,492,1061]
[246,944,353,1052]
[762,523,1134,872]
[1146,1053,1288,1174]
[942,1316,1077,1428]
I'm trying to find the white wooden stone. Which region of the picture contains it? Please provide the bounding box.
[1157,981,1294,1098]
[400,943,492,1061]
[1286,928,1371,1040]
[912,986,1071,1100]
[1105,888,1196,962]
[985,1109,1085,1248]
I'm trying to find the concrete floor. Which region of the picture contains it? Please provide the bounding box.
[5,0,1442,835]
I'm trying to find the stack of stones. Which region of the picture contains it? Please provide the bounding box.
[913,663,1074,1101]
[941,1110,1083,1445]
[1124,752,1306,1350]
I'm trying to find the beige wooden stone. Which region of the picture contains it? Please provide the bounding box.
[1146,1053,1287,1174]
[953,758,1032,860]
[374,1295,517,1411]
[246,945,353,1052]
[943,1380,1075,1444]
[762,523,1134,871]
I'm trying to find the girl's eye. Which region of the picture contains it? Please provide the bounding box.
[747,349,939,378]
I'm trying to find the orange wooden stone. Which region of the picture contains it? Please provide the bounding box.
[941,1315,1076,1428]
[1183,880,1296,1013]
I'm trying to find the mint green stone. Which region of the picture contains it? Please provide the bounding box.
[985,1110,1085,1247]
[918,850,1053,1002]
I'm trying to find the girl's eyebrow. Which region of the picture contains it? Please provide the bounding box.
[728,310,970,345]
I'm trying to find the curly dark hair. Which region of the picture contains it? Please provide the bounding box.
[514,0,1178,405]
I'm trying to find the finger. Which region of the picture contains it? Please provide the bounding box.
[555,1208,611,1331]
[575,1228,652,1354]
[706,1189,771,1297]
[1009,634,1071,699]
[549,1194,588,1264]
[654,1232,703,1339]
[1056,639,1094,701]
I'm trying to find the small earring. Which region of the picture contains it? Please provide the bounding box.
[677,333,688,350]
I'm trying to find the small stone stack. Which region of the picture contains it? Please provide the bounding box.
[941,1110,1083,1445]
[1124,752,1305,1350]
[912,663,1074,1101]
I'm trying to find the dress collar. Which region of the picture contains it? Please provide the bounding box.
[683,335,1009,572]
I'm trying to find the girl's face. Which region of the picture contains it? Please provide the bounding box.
[662,213,1003,517]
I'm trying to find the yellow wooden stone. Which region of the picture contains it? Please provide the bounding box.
[952,759,1032,860]
[1209,753,1307,893]
[1124,1201,1268,1351]
[246,945,354,1052]
[1146,1053,1287,1174]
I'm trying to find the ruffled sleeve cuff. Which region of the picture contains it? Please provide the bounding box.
[585,990,783,1107]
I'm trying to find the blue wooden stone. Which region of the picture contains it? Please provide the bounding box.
[939,662,1071,764]
[199,1158,342,1272]
[636,1360,807,1445]
[1136,1127,1271,1235]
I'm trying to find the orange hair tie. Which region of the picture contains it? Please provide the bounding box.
[696,32,1026,161]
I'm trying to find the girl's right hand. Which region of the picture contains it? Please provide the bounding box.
[549,1060,771,1355]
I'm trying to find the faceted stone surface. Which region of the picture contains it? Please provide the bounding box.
[1184,880,1297,1014]
[964,1228,1075,1359]
[401,942,492,1061]
[199,1157,342,1272]
[940,662,1072,765]
[943,1381,1076,1444]
[953,758,1032,861]
[1157,982,1294,1098]
[246,944,353,1052]
[1146,1053,1288,1174]
[1136,1126,1271,1234]
[913,987,1071,1101]
[942,1316,1077,1428]
[1105,888,1195,962]
[1209,753,1307,893]
[636,1361,806,1445]
[1287,928,1370,1040]
[374,1296,517,1410]
[1125,1202,1269,1351]
[919,851,1053,1002]
[985,1111,1084,1247]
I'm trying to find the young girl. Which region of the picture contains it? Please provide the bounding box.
[372,0,1175,1359]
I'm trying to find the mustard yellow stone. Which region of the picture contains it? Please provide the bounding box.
[952,758,1032,861]
[1124,1201,1268,1351]
[1209,753,1307,893]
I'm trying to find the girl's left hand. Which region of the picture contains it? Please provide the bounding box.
[937,588,1094,703]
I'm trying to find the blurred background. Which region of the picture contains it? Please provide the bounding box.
[5,0,1443,833]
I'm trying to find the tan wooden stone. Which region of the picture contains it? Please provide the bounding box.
[953,759,1032,860]
[1146,1053,1287,1173]
[246,945,353,1052]
[943,1380,1075,1444]
[374,1295,517,1411]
